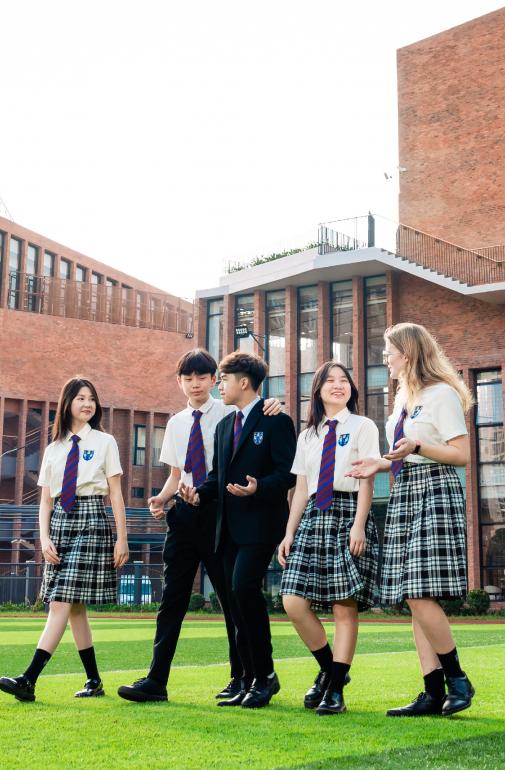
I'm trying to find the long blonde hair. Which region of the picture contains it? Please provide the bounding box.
[385,323,473,414]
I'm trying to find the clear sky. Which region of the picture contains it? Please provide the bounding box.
[1,0,503,298]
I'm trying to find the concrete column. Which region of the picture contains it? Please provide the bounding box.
[124,410,134,506]
[317,281,331,367]
[195,297,207,348]
[145,411,154,504]
[14,399,27,505]
[284,286,298,420]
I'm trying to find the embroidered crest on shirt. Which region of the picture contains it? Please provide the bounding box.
[410,406,423,419]
[338,434,350,447]
[82,450,95,461]
[253,432,264,445]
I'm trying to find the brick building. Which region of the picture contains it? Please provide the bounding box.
[0,215,194,594]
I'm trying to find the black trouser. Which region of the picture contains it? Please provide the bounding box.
[220,534,277,681]
[148,499,242,686]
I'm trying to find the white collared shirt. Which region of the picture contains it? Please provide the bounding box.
[386,383,468,464]
[159,396,235,485]
[291,407,381,495]
[237,395,261,425]
[38,423,123,498]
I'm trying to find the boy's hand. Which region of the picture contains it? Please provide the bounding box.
[178,481,200,506]
[226,475,257,497]
[263,398,282,416]
[148,494,166,520]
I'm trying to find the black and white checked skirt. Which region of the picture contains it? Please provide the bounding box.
[380,463,467,605]
[280,492,379,612]
[40,496,117,604]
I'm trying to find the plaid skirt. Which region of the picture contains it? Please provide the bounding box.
[380,463,467,605]
[280,492,379,612]
[40,496,117,604]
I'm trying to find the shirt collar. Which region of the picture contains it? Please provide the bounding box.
[318,406,351,431]
[186,396,215,414]
[237,395,261,422]
[65,423,92,442]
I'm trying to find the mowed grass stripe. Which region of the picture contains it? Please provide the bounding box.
[0,644,503,770]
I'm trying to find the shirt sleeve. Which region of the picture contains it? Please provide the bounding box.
[357,419,381,459]
[104,436,123,478]
[434,388,468,442]
[159,418,179,467]
[37,445,51,487]
[291,431,308,475]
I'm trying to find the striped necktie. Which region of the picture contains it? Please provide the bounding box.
[184,410,207,487]
[391,408,408,478]
[60,435,81,512]
[233,410,244,451]
[315,420,338,511]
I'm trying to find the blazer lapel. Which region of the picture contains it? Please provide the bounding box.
[221,413,235,471]
[231,399,264,460]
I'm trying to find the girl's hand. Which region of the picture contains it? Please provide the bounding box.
[349,524,366,557]
[384,437,417,461]
[263,398,282,416]
[278,533,294,568]
[346,457,382,479]
[114,538,129,569]
[41,537,60,565]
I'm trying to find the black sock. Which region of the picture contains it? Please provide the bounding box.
[310,643,333,675]
[78,646,100,682]
[23,648,52,685]
[328,661,351,694]
[423,667,446,700]
[437,647,464,679]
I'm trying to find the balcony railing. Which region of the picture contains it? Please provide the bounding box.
[5,272,194,334]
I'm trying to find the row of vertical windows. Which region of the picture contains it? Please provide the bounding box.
[133,425,166,467]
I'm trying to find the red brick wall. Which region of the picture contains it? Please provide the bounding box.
[0,307,192,412]
[398,8,505,249]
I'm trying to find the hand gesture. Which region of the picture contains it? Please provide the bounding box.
[226,475,257,497]
[178,481,200,506]
[349,524,366,557]
[114,538,129,569]
[148,494,166,520]
[41,537,60,565]
[263,398,282,416]
[384,437,417,462]
[278,533,294,568]
[346,457,382,479]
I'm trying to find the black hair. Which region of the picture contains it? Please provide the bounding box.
[306,361,359,435]
[218,350,268,391]
[176,348,217,377]
[53,377,103,441]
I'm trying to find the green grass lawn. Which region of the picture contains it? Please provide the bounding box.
[0,618,503,770]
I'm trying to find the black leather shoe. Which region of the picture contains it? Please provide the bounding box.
[0,676,35,702]
[316,689,346,715]
[117,677,168,702]
[215,677,242,699]
[241,673,280,709]
[304,670,351,709]
[442,674,475,716]
[387,691,444,717]
[75,678,105,698]
[217,678,252,707]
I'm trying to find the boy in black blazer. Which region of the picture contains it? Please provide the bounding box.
[180,351,296,708]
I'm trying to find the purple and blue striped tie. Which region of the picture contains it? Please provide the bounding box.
[60,435,81,512]
[184,410,207,487]
[233,410,244,452]
[315,420,338,511]
[391,407,408,478]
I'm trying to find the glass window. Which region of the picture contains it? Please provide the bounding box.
[106,278,117,287]
[298,371,314,431]
[0,231,4,296]
[91,272,102,284]
[26,246,40,313]
[331,281,353,369]
[60,258,71,280]
[131,487,145,499]
[365,276,387,365]
[266,290,285,377]
[75,266,86,282]
[299,286,318,374]
[44,251,55,277]
[207,298,224,364]
[133,425,146,466]
[476,371,503,426]
[26,245,38,275]
[8,237,21,309]
[234,295,254,352]
[152,427,165,467]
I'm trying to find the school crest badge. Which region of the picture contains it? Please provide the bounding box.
[253,432,264,445]
[338,434,350,447]
[83,450,95,461]
[411,406,423,419]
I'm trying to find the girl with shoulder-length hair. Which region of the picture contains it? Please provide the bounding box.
[348,322,474,717]
[278,361,381,715]
[0,376,129,703]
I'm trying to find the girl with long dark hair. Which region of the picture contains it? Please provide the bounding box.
[279,361,381,715]
[0,377,128,702]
